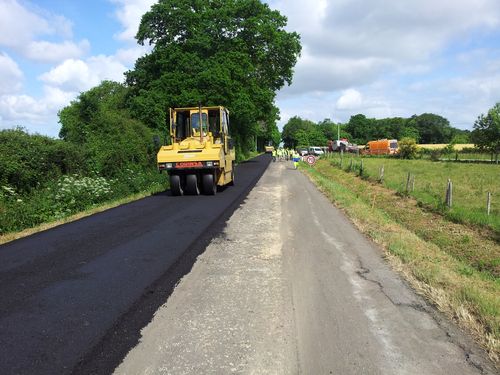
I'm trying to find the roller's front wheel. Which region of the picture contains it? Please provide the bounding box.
[202,173,217,195]
[169,174,184,196]
[185,174,200,195]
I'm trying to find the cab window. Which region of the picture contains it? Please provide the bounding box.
[191,113,208,131]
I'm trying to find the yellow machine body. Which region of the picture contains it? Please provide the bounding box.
[157,106,236,195]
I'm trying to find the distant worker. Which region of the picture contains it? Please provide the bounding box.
[272,149,277,162]
[292,150,300,169]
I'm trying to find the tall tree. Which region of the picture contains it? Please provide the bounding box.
[281,116,318,148]
[345,114,377,144]
[126,0,301,155]
[407,113,452,144]
[471,103,500,162]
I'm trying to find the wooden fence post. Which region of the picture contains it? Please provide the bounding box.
[379,165,384,183]
[487,192,491,216]
[405,172,411,192]
[445,179,453,208]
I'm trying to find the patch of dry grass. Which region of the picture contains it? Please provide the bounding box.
[418,143,475,150]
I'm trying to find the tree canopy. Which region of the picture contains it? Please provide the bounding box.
[345,113,469,145]
[471,103,500,161]
[281,117,350,149]
[126,0,301,156]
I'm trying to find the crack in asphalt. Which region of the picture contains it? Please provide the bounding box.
[354,257,492,374]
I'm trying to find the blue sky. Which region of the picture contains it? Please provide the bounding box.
[1,0,500,137]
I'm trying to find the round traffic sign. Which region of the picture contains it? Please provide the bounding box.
[305,155,316,165]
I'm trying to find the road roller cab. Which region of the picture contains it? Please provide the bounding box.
[157,106,236,195]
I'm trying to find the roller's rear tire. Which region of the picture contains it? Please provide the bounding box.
[202,173,217,195]
[169,174,184,196]
[185,174,200,195]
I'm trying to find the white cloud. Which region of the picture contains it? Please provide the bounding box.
[336,89,363,110]
[87,55,129,82]
[40,59,92,92]
[0,0,51,48]
[110,0,156,43]
[24,40,90,63]
[42,86,77,109]
[282,51,390,96]
[0,0,76,49]
[0,94,49,123]
[114,45,150,65]
[316,0,500,60]
[272,0,500,98]
[39,56,127,92]
[0,52,23,94]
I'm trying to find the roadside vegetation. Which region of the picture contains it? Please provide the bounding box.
[302,158,500,364]
[0,126,166,237]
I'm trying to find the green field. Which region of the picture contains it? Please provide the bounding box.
[440,153,498,161]
[325,153,500,233]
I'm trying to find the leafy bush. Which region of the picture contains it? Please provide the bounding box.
[59,81,160,178]
[0,168,167,234]
[0,128,87,193]
[398,137,418,159]
[51,175,114,216]
[429,149,443,161]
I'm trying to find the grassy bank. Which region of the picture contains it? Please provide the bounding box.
[0,168,168,240]
[325,153,500,234]
[302,159,500,364]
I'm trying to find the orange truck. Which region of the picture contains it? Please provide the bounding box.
[364,139,398,155]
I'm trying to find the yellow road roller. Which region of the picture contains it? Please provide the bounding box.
[157,105,236,195]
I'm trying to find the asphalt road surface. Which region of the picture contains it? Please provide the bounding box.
[0,154,271,375]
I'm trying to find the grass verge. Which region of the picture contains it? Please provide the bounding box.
[301,159,500,365]
[0,187,164,246]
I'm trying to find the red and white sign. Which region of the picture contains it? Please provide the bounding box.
[175,161,203,168]
[305,155,316,165]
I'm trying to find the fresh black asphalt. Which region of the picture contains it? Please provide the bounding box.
[0,154,271,375]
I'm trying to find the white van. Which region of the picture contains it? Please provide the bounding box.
[308,146,324,156]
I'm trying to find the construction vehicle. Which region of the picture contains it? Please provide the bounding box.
[157,105,236,195]
[328,138,359,153]
[363,139,398,155]
[264,143,275,153]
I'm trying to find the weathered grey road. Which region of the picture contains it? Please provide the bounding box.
[114,161,496,375]
[0,154,271,375]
